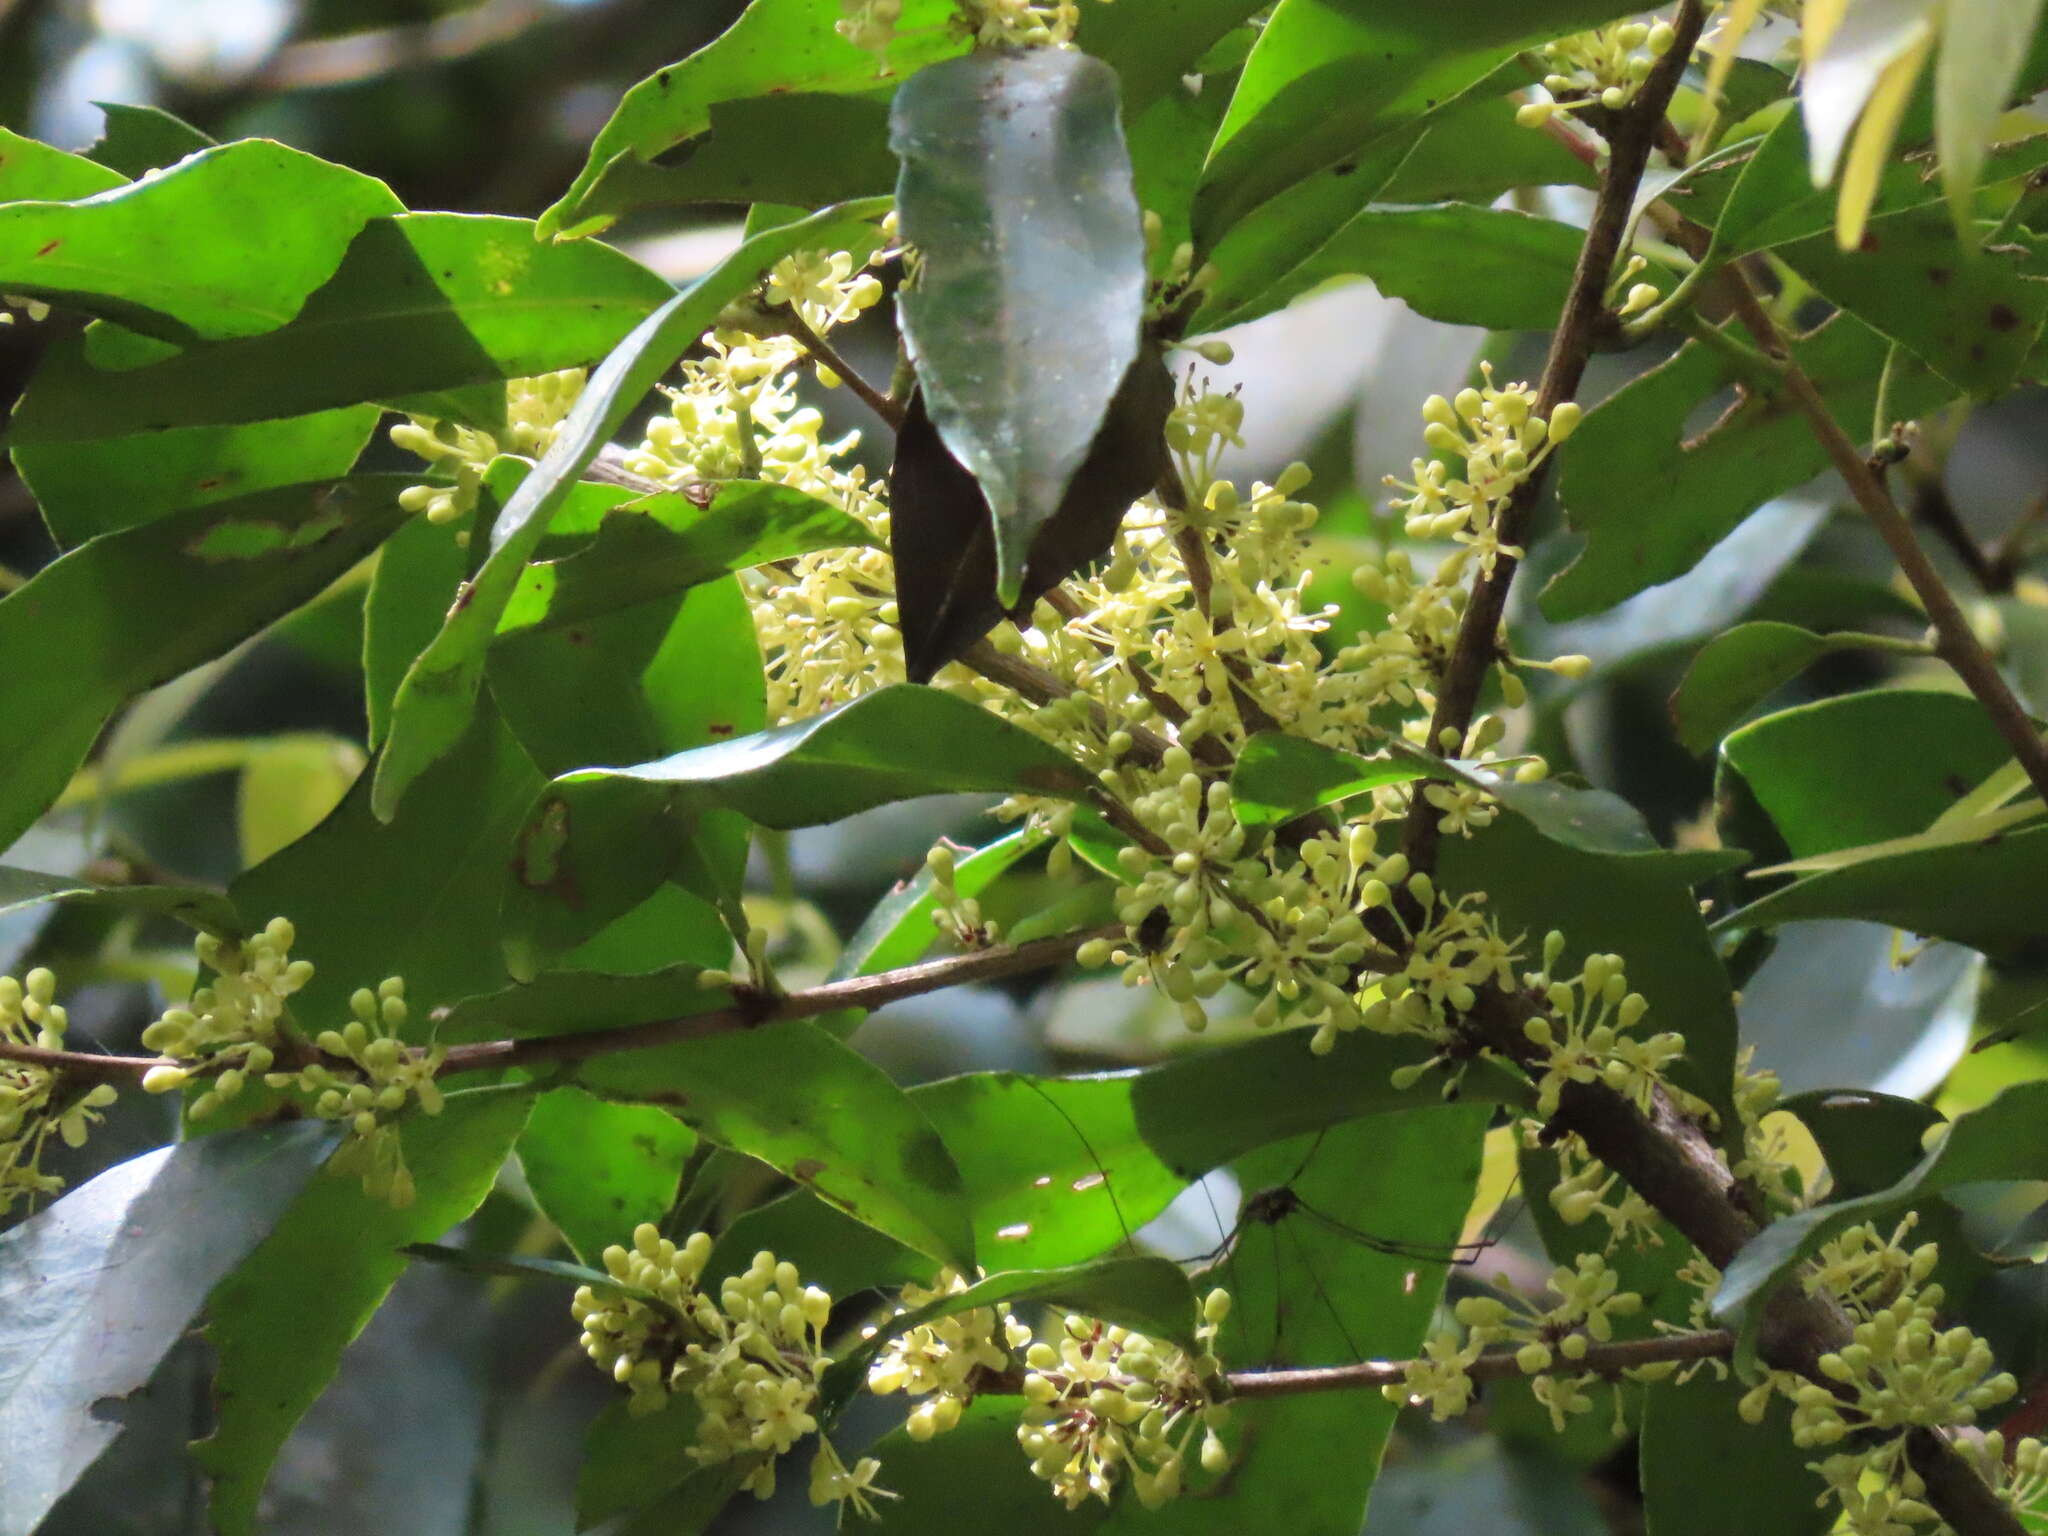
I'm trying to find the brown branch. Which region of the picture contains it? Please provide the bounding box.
[778,307,905,431]
[253,0,559,91]
[1404,0,1709,875]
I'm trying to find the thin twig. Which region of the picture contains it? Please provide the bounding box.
[779,307,905,430]
[1224,1328,1734,1400]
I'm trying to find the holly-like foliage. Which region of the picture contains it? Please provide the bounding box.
[5,2,2048,1534]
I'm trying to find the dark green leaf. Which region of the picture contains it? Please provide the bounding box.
[705,1188,930,1298]
[577,1399,711,1533]
[575,1015,974,1269]
[869,1397,1108,1535]
[1641,1376,1830,1536]
[1379,92,1601,203]
[1194,0,1645,244]
[496,479,875,635]
[1238,203,1585,332]
[1780,1089,1946,1200]
[434,965,722,1049]
[0,128,127,200]
[9,214,674,440]
[363,515,469,748]
[372,198,888,820]
[0,864,237,932]
[1715,1080,2048,1324]
[1076,0,1268,113]
[0,140,401,342]
[0,474,408,857]
[0,1123,336,1536]
[516,1088,694,1265]
[1777,208,2048,396]
[83,102,215,176]
[1720,689,2010,859]
[1229,732,1433,826]
[538,0,961,240]
[194,1088,534,1536]
[1669,621,1840,756]
[1543,319,1957,621]
[892,49,1147,605]
[397,1242,623,1292]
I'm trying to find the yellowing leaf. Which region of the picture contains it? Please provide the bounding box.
[1802,0,1936,189]
[1835,31,1932,250]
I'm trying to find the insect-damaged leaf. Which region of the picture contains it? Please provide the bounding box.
[891,48,1148,607]
[891,344,1172,681]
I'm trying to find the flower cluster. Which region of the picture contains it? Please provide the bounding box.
[1384,370,1581,575]
[865,1266,1029,1438]
[1453,1254,1646,1431]
[0,969,116,1216]
[1514,19,1678,126]
[1517,938,1685,1118]
[139,916,312,1115]
[571,1226,886,1514]
[1016,1290,1232,1510]
[265,978,445,1207]
[955,0,1084,49]
[390,367,586,526]
[923,844,1001,950]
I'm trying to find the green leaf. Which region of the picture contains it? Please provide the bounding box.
[0,474,408,857]
[575,1015,975,1270]
[1780,1089,1945,1200]
[538,0,961,240]
[10,214,673,440]
[1719,689,2011,859]
[1937,0,2048,230]
[504,685,1088,976]
[232,702,544,1026]
[705,1187,931,1298]
[83,102,215,176]
[1543,319,1957,621]
[577,1400,715,1533]
[194,1088,534,1536]
[1670,621,1875,756]
[835,827,1049,983]
[1714,1079,2048,1325]
[0,863,238,932]
[1235,202,1585,332]
[1229,732,1433,826]
[0,140,401,342]
[372,198,888,821]
[363,516,469,748]
[891,49,1147,606]
[1194,0,1644,244]
[233,735,364,866]
[0,128,127,201]
[868,1398,1108,1535]
[1076,0,1269,113]
[495,479,875,635]
[12,331,382,543]
[517,1088,694,1265]
[1776,207,2048,396]
[1641,1375,1831,1536]
[823,1257,1199,1410]
[0,1123,336,1536]
[1378,91,1600,203]
[1098,1112,1489,1536]
[397,1242,624,1293]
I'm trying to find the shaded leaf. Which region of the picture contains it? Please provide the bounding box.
[1229,732,1433,827]
[372,198,889,820]
[892,48,1147,605]
[1936,0,2048,230]
[1380,92,1600,203]
[0,1123,336,1536]
[1669,621,1838,755]
[0,140,400,342]
[868,1398,1108,1535]
[363,516,469,748]
[539,0,961,240]
[1076,0,1269,114]
[1543,318,1956,621]
[1641,1375,1830,1536]
[577,1400,713,1533]
[195,1089,534,1536]
[1780,1089,1945,1200]
[516,1088,694,1266]
[0,864,237,933]
[83,102,214,176]
[397,1242,625,1293]
[0,475,408,857]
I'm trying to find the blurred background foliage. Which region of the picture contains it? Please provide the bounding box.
[4,4,2048,1534]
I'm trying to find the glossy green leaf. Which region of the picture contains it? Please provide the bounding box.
[577,1400,717,1533]
[1641,1376,1830,1536]
[372,198,888,820]
[1195,0,1644,243]
[505,685,1088,976]
[1669,622,1921,756]
[10,214,673,441]
[363,516,469,748]
[0,864,237,932]
[83,102,215,176]
[397,1243,624,1293]
[1100,1112,1488,1536]
[496,480,875,635]
[0,128,127,201]
[1777,207,2048,395]
[1780,1089,1945,1200]
[892,49,1146,605]
[0,1123,336,1536]
[1720,689,2010,859]
[0,474,408,857]
[0,140,400,342]
[1715,1079,2048,1324]
[705,1187,930,1299]
[575,1015,974,1269]
[1229,732,1433,826]
[539,0,960,240]
[1380,91,1600,203]
[1543,319,1956,621]
[1239,202,1584,332]
[195,1088,534,1536]
[517,1088,693,1265]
